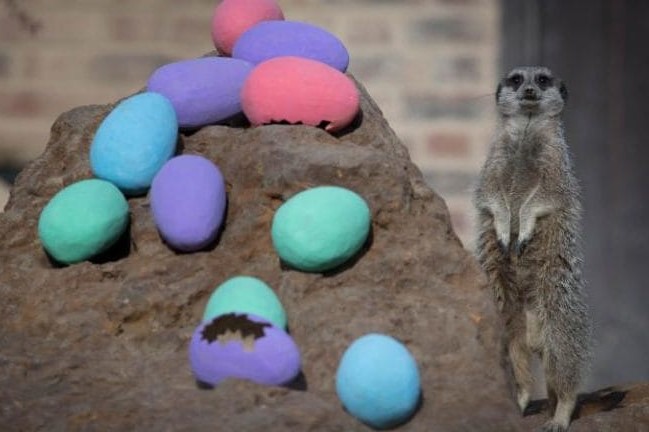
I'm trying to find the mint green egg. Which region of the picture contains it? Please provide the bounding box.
[38,179,129,264]
[203,276,287,329]
[271,186,371,272]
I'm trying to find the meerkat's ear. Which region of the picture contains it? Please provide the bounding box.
[559,82,568,102]
[496,83,502,102]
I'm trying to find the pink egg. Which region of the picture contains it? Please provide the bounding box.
[241,56,360,132]
[212,0,284,56]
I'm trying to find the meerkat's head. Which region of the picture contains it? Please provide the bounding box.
[496,66,568,118]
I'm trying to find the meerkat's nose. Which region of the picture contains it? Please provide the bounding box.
[523,87,538,100]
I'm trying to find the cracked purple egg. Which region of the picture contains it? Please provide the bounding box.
[189,313,301,387]
[150,155,226,252]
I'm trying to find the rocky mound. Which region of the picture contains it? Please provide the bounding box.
[0,83,646,431]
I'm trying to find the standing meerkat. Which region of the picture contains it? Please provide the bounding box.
[473,66,591,432]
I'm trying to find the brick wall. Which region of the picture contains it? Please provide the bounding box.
[0,0,500,249]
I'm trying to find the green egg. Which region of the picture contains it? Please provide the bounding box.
[271,186,371,272]
[203,276,287,329]
[38,179,129,264]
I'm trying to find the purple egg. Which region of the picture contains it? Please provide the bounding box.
[189,313,301,387]
[150,155,226,252]
[146,57,254,129]
[232,21,349,72]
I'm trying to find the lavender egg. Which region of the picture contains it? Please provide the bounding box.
[232,21,349,72]
[150,155,226,252]
[146,57,254,129]
[189,313,301,387]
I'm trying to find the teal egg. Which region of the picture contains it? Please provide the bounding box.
[38,179,129,264]
[271,186,371,272]
[90,92,178,196]
[336,334,421,429]
[203,276,287,329]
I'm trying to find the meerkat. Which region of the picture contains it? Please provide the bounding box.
[473,66,591,432]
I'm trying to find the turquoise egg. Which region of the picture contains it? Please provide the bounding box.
[203,276,287,329]
[336,334,421,429]
[38,179,129,264]
[90,92,178,196]
[271,186,371,272]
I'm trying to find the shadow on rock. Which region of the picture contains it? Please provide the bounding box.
[524,386,627,421]
[576,386,627,418]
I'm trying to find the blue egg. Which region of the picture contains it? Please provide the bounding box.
[232,21,350,72]
[90,92,178,196]
[336,334,421,429]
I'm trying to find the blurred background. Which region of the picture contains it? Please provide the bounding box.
[0,0,646,392]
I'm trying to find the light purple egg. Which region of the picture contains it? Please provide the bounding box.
[232,20,349,72]
[150,155,226,252]
[189,313,301,387]
[146,57,254,129]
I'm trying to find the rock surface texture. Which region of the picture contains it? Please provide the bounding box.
[0,83,646,431]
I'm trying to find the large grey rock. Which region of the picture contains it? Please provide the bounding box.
[0,83,645,431]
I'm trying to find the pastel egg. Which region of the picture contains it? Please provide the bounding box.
[189,313,301,387]
[336,334,421,429]
[90,92,177,196]
[211,0,284,56]
[233,21,349,72]
[271,186,371,272]
[38,179,129,265]
[150,155,226,252]
[241,56,360,132]
[203,276,287,329]
[147,57,254,129]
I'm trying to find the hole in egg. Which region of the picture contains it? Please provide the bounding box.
[264,119,332,130]
[201,313,271,351]
[267,119,302,126]
[317,120,332,129]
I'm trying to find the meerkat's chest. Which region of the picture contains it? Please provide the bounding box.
[500,152,542,204]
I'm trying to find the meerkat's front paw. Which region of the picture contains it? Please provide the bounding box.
[539,420,568,432]
[498,238,510,254]
[517,389,531,414]
[514,238,529,256]
[495,229,510,253]
[491,209,511,253]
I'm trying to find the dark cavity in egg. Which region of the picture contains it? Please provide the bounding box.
[201,313,271,344]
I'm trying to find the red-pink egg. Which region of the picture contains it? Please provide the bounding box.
[241,56,360,132]
[212,0,284,56]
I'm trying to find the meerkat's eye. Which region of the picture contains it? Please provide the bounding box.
[536,74,551,87]
[508,74,523,87]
